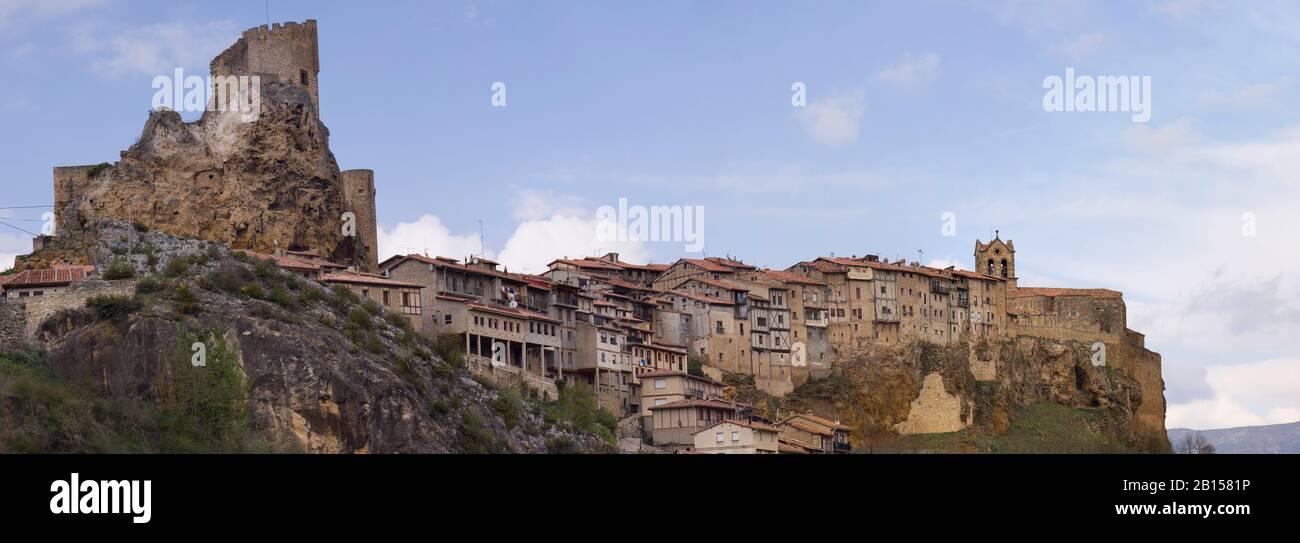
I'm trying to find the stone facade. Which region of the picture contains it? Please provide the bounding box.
[0,301,27,352]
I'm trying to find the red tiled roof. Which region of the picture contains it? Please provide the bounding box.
[463,300,561,323]
[704,257,757,270]
[756,269,825,286]
[649,399,742,411]
[393,254,527,283]
[1009,287,1122,299]
[637,370,723,385]
[692,419,780,436]
[1,265,95,289]
[320,271,426,289]
[778,441,811,454]
[782,412,852,432]
[680,258,735,273]
[549,258,624,271]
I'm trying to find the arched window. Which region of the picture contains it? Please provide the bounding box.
[1000,259,1008,278]
[986,259,995,275]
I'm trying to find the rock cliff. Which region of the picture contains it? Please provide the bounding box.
[736,336,1171,453]
[2,223,610,454]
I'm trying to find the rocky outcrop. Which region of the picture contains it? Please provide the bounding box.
[774,336,1170,453]
[23,225,609,454]
[58,81,367,268]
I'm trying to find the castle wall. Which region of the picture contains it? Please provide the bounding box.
[0,301,28,352]
[1010,295,1126,338]
[341,169,379,272]
[53,165,98,236]
[211,20,321,112]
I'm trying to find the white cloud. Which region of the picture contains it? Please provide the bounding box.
[0,230,29,272]
[1150,0,1211,20]
[1122,117,1199,153]
[1053,33,1106,59]
[794,90,865,146]
[1167,358,1300,429]
[71,19,240,78]
[926,257,961,270]
[498,216,645,275]
[0,0,104,26]
[378,215,490,264]
[510,189,590,221]
[1200,80,1289,109]
[875,52,941,89]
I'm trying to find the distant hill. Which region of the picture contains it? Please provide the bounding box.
[1168,421,1300,454]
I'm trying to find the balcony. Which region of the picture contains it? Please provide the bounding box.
[929,280,951,295]
[834,441,852,453]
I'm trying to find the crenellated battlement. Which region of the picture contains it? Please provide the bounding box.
[212,19,321,112]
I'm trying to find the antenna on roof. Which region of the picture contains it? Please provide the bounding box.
[918,249,924,265]
[476,219,485,258]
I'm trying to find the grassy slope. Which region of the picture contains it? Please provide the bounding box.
[872,403,1139,454]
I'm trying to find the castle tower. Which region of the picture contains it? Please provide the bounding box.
[974,230,1016,286]
[342,169,379,271]
[210,20,321,113]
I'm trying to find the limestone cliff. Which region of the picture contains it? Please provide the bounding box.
[3,222,609,454]
[740,336,1171,453]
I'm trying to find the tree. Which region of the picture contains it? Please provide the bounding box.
[1177,432,1216,454]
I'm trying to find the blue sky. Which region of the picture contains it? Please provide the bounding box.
[2,0,1299,430]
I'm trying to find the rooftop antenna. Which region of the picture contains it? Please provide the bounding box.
[476,219,485,258]
[918,249,924,265]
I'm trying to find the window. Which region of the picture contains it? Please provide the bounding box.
[654,378,666,390]
[716,432,724,443]
[880,286,886,295]
[444,314,452,325]
[655,398,667,406]
[382,290,390,306]
[732,431,740,442]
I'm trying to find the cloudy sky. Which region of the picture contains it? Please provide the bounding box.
[1,0,1298,430]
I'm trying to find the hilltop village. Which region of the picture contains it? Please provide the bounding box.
[1,20,1167,453]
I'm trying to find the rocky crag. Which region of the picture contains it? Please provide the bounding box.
[35,20,377,273]
[732,337,1171,453]
[1,222,611,453]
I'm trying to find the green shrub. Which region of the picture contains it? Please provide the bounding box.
[175,284,201,315]
[86,295,143,323]
[135,277,164,295]
[132,221,149,233]
[238,283,265,300]
[102,261,135,280]
[347,307,374,331]
[491,386,526,430]
[202,263,254,294]
[86,162,112,178]
[269,285,295,308]
[361,299,383,317]
[163,256,190,277]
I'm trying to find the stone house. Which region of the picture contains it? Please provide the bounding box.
[320,271,425,327]
[778,413,852,454]
[0,265,95,300]
[692,419,780,454]
[647,398,742,448]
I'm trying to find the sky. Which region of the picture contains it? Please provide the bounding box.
[1,0,1298,431]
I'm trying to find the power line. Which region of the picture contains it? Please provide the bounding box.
[0,220,39,237]
[0,205,53,210]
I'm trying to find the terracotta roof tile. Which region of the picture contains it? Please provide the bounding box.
[1,265,95,290]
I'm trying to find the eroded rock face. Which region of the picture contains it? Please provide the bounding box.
[37,229,607,454]
[780,336,1167,452]
[63,83,364,267]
